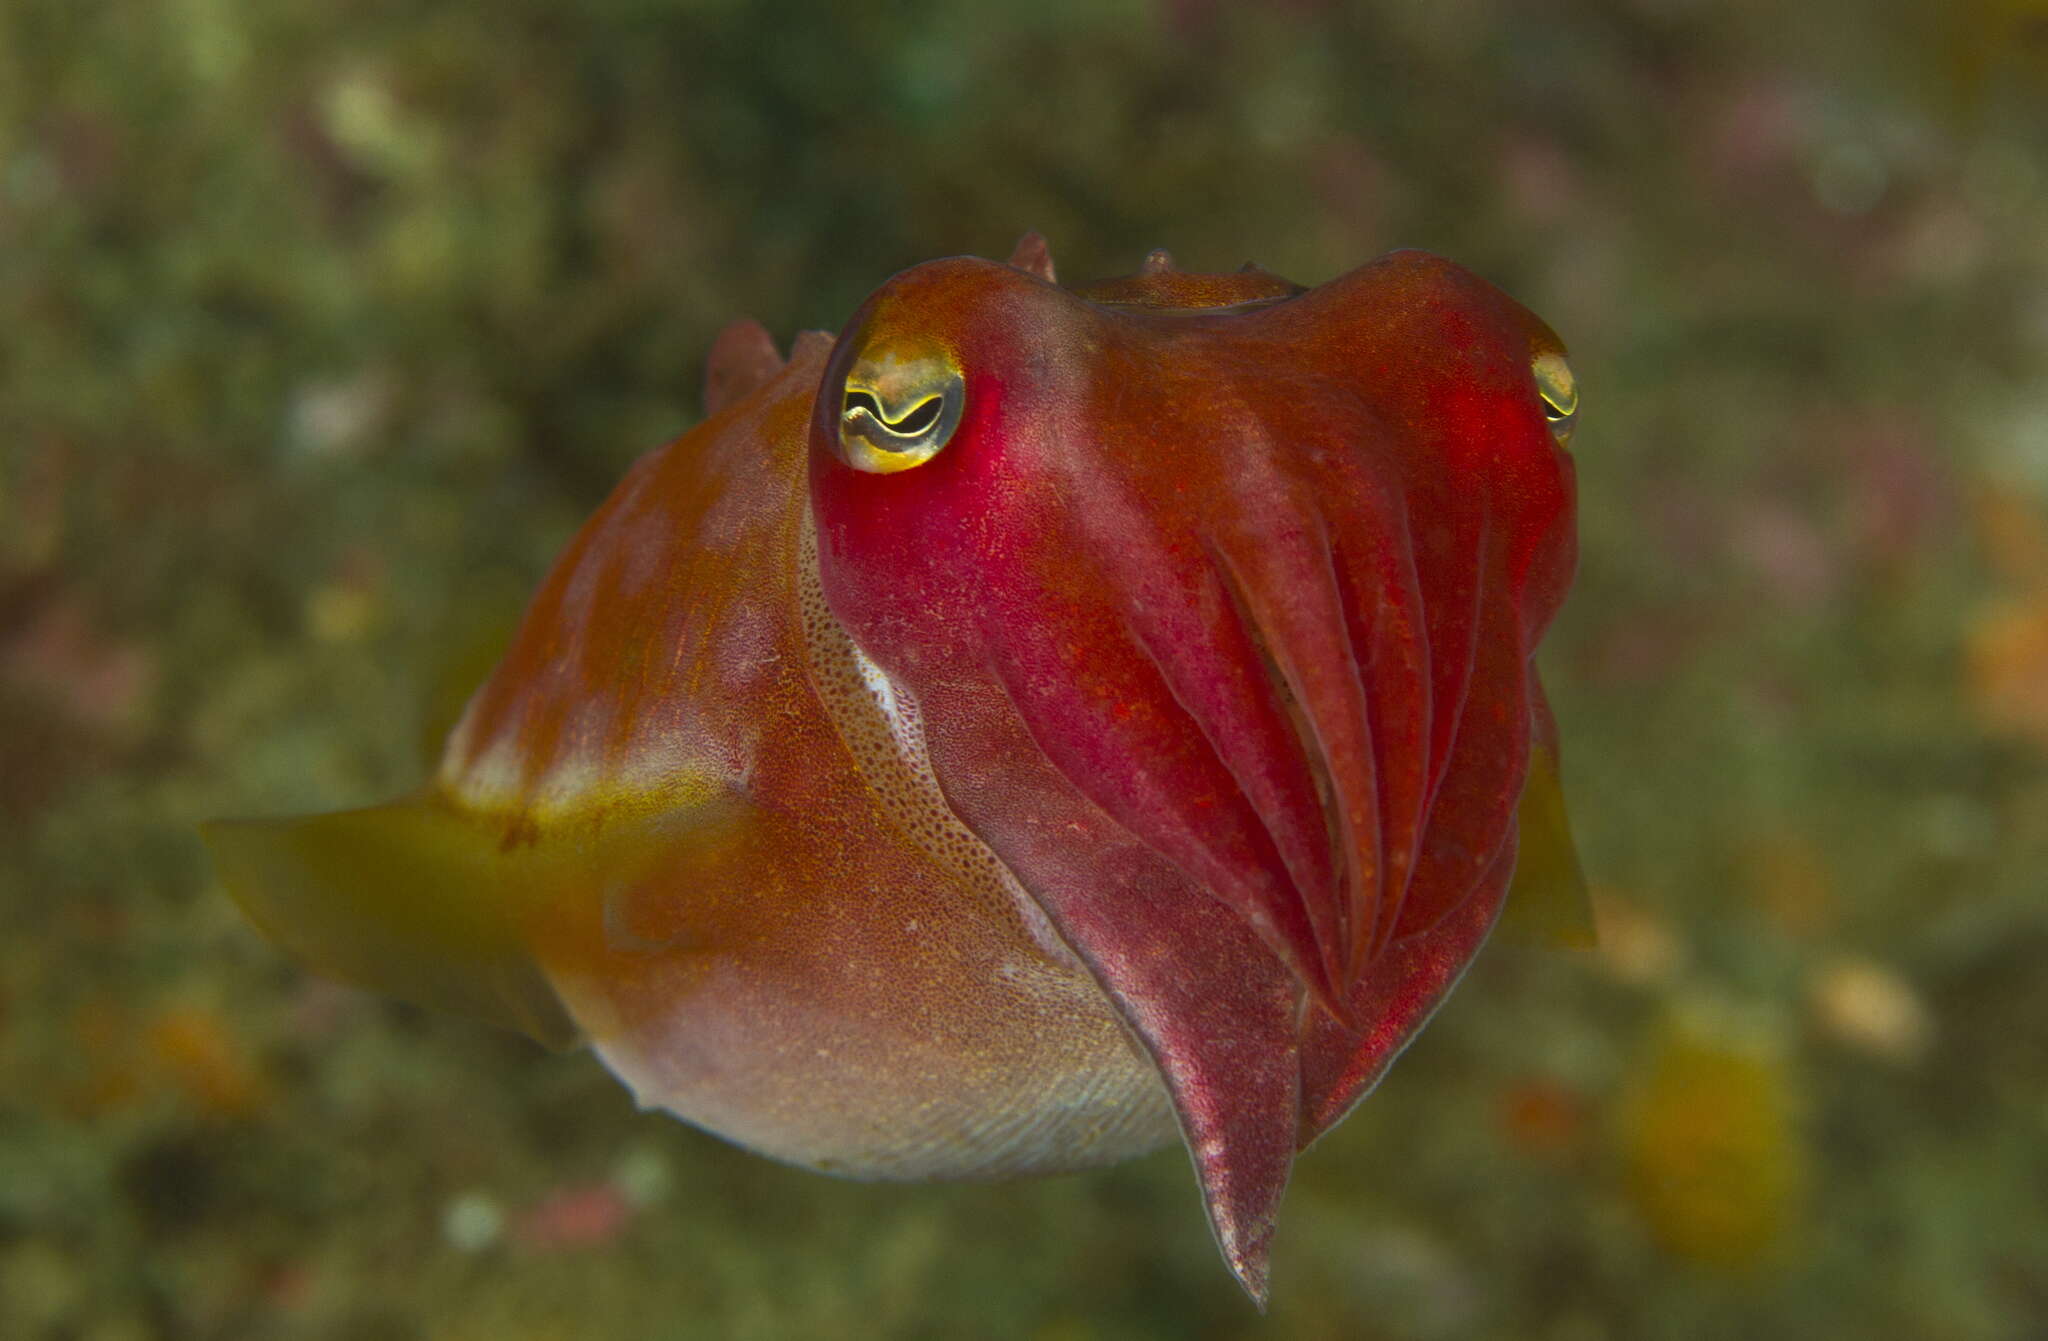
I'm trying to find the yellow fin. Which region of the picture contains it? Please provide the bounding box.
[202,795,580,1047]
[1497,740,1596,949]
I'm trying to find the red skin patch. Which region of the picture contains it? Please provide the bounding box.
[811,249,1576,1300]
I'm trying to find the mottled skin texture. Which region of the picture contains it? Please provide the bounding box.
[441,332,1176,1178]
[205,237,1579,1306]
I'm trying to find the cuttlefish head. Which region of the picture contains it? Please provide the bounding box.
[808,240,1577,1014]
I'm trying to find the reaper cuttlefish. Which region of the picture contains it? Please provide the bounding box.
[205,234,1587,1304]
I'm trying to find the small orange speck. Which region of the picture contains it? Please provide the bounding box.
[146,1004,271,1119]
[1498,1076,1585,1161]
[1966,599,2048,747]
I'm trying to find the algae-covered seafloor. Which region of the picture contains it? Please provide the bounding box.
[4,1,2045,1337]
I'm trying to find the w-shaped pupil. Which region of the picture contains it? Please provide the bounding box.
[847,390,942,436]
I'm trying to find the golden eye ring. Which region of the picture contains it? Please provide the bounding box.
[1532,350,1577,447]
[836,355,965,474]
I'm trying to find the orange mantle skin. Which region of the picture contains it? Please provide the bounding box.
[205,235,1583,1305]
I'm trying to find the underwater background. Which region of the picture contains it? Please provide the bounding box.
[4,0,2045,1337]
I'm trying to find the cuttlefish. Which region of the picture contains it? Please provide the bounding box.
[204,235,1586,1303]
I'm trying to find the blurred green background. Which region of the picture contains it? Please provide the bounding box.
[4,0,2045,1337]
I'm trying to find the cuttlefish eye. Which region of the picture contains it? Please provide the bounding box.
[1531,350,1578,447]
[835,351,966,474]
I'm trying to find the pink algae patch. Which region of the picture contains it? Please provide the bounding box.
[511,1182,634,1254]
